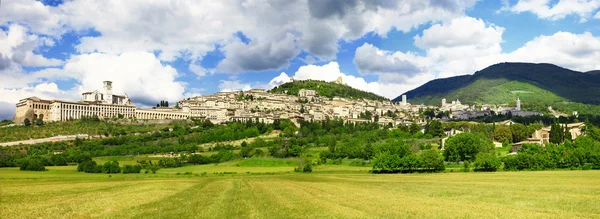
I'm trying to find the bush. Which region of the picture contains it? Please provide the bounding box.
[77,160,101,173]
[122,164,142,174]
[102,161,121,174]
[473,153,501,172]
[19,158,47,171]
[146,165,160,174]
[444,133,494,162]
[419,149,445,172]
[51,154,68,166]
[294,160,312,173]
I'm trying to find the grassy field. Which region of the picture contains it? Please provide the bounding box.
[1,163,600,218]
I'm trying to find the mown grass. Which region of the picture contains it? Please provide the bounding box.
[1,165,600,218]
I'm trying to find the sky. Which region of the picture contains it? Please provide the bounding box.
[1,0,600,120]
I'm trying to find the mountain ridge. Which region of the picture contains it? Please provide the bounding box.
[269,80,389,101]
[394,62,600,108]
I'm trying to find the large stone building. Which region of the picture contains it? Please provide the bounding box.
[13,81,185,124]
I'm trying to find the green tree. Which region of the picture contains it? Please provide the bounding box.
[24,118,31,127]
[510,123,530,143]
[492,125,512,143]
[443,133,494,162]
[409,123,421,134]
[473,153,501,172]
[425,120,444,137]
[419,149,445,172]
[549,121,562,144]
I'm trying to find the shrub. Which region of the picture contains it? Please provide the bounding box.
[77,160,101,173]
[444,133,494,162]
[473,153,501,172]
[102,161,121,174]
[19,158,47,171]
[419,149,445,172]
[51,154,68,166]
[294,160,312,173]
[122,164,142,174]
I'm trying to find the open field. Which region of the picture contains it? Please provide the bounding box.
[1,164,599,218]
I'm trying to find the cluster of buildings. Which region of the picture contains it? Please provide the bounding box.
[448,97,541,120]
[12,80,545,128]
[13,81,429,126]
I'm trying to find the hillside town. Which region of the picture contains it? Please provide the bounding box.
[14,79,544,128]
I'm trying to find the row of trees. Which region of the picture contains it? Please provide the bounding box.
[77,160,143,174]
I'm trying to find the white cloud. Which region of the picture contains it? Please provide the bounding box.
[216,33,300,73]
[414,17,504,49]
[506,0,600,21]
[1,0,477,73]
[271,62,434,99]
[356,17,506,80]
[0,24,63,69]
[595,11,600,19]
[188,63,213,78]
[508,31,600,71]
[0,0,63,35]
[354,43,427,80]
[219,80,251,92]
[269,72,291,88]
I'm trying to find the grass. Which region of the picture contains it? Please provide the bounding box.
[1,165,600,218]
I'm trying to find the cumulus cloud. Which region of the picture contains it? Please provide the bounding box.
[414,17,504,49]
[595,11,600,19]
[508,31,600,71]
[0,0,63,35]
[506,0,600,21]
[188,63,213,78]
[0,24,63,68]
[1,0,477,73]
[270,62,434,99]
[217,33,300,73]
[269,72,291,88]
[354,43,425,79]
[219,80,252,92]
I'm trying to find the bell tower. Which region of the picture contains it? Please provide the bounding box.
[103,81,113,104]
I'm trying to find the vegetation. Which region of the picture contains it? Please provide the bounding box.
[0,117,175,143]
[443,132,494,162]
[398,62,600,114]
[270,79,388,101]
[2,167,600,218]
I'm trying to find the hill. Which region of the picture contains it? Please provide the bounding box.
[586,70,600,75]
[270,80,388,101]
[395,63,600,112]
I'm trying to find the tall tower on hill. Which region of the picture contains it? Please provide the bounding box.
[103,81,113,104]
[516,97,521,111]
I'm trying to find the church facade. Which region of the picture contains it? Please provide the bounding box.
[12,81,187,124]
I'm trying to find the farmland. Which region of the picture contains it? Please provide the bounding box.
[1,163,600,218]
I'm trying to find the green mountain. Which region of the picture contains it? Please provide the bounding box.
[395,63,600,112]
[270,80,388,101]
[586,70,600,75]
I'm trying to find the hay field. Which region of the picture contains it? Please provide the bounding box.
[1,166,600,218]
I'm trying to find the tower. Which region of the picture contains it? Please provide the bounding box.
[442,98,446,107]
[103,81,113,104]
[516,97,521,111]
[402,95,407,104]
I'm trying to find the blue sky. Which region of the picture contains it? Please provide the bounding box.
[1,0,600,120]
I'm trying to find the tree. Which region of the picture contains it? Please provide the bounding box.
[549,121,562,144]
[35,119,44,126]
[473,153,501,172]
[443,133,494,162]
[409,123,421,134]
[24,118,31,127]
[510,123,530,143]
[19,158,46,171]
[51,154,68,166]
[102,161,121,174]
[425,120,444,137]
[419,149,445,172]
[492,125,512,143]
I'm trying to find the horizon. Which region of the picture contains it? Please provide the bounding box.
[2,0,600,120]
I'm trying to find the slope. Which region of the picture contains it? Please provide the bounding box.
[270,80,388,101]
[396,63,600,108]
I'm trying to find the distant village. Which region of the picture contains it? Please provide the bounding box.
[14,78,543,127]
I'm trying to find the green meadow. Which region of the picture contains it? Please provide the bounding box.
[1,160,600,219]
